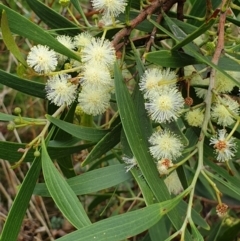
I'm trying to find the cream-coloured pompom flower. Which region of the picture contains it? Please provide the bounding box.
[139,68,177,99]
[56,35,75,63]
[91,0,127,17]
[190,70,236,99]
[211,97,239,127]
[56,35,75,50]
[78,86,111,116]
[74,32,92,50]
[145,86,184,123]
[164,171,183,195]
[215,71,235,94]
[81,63,113,87]
[46,74,78,106]
[149,130,183,161]
[81,37,116,68]
[185,108,204,127]
[210,129,237,162]
[27,45,57,74]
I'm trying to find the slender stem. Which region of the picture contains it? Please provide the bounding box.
[201,169,222,203]
[67,7,82,26]
[48,66,82,76]
[168,148,198,172]
[226,119,240,140]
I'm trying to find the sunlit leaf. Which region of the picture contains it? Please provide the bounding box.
[41,140,91,229]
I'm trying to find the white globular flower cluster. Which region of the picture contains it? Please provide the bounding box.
[139,67,185,175]
[27,33,116,112]
[74,32,92,50]
[140,68,184,124]
[27,45,58,74]
[81,37,116,68]
[139,68,176,99]
[145,87,185,123]
[78,86,111,115]
[210,129,237,162]
[149,130,183,161]
[91,0,127,24]
[185,108,204,127]
[56,35,75,63]
[78,37,116,116]
[45,74,78,106]
[188,68,237,99]
[211,96,239,127]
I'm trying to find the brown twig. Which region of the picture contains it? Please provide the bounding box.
[112,0,178,50]
[201,0,228,133]
[177,0,185,21]
[205,0,213,21]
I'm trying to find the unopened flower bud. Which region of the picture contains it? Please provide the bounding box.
[59,0,70,7]
[13,107,21,115]
[225,27,232,34]
[205,41,215,51]
[7,123,15,131]
[92,14,99,21]
[14,117,22,124]
[34,150,41,157]
[75,105,84,116]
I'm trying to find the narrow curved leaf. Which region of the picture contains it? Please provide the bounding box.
[172,17,216,51]
[34,164,131,196]
[114,62,192,240]
[26,0,80,36]
[0,69,45,98]
[82,123,122,166]
[53,193,184,241]
[161,13,240,87]
[0,158,41,241]
[0,4,80,60]
[41,140,91,229]
[46,115,109,142]
[144,50,202,67]
[0,138,93,163]
[1,11,27,66]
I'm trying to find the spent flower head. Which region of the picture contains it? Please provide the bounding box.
[216,203,228,217]
[211,96,239,127]
[27,45,57,74]
[139,68,177,99]
[149,130,183,161]
[81,37,116,68]
[145,86,184,123]
[46,74,78,106]
[210,129,237,162]
[122,156,138,172]
[78,86,111,116]
[157,158,173,175]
